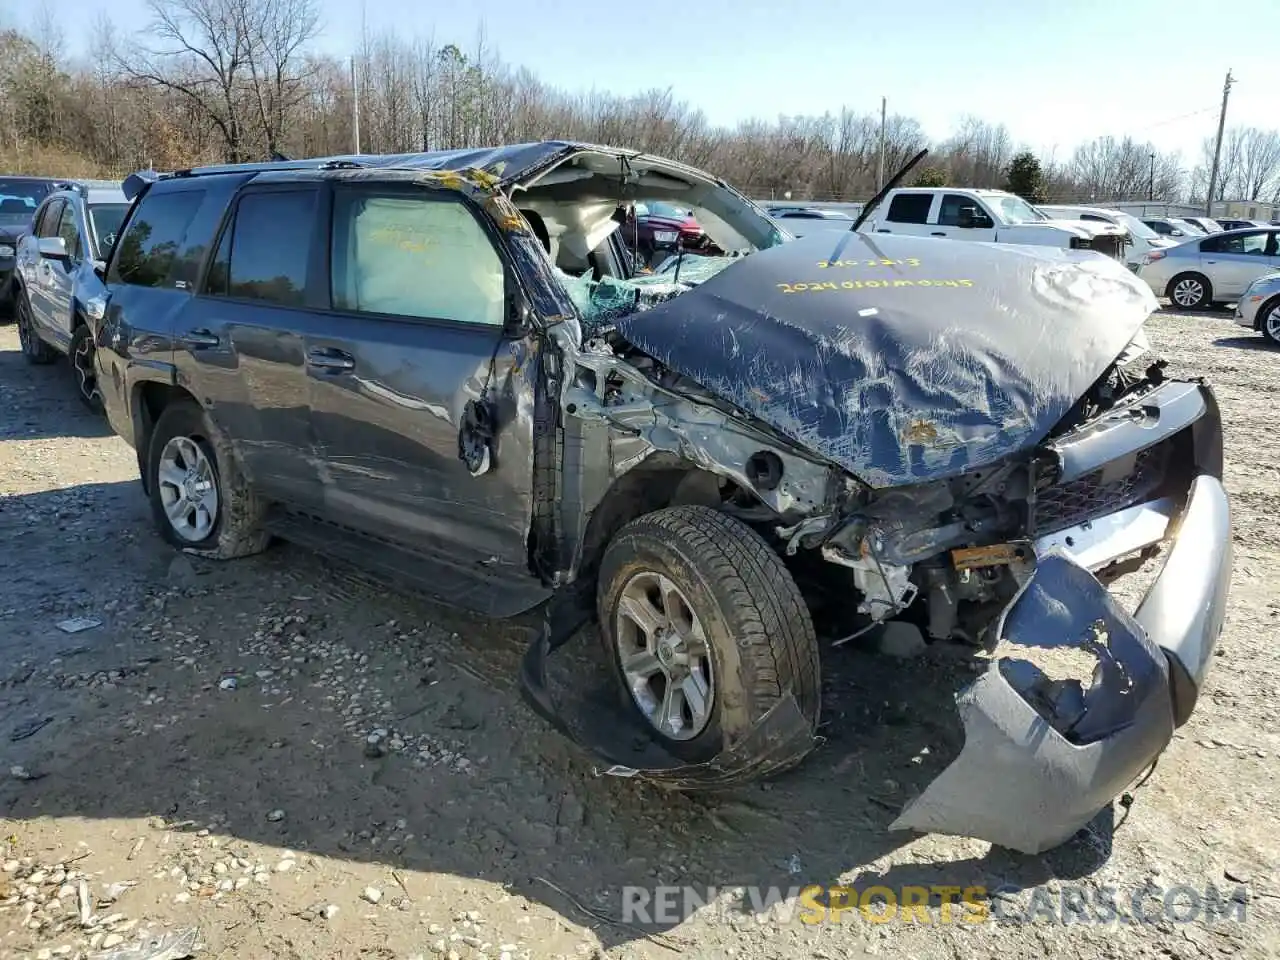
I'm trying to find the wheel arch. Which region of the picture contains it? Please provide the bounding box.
[1255,293,1280,333]
[132,381,199,495]
[575,453,727,594]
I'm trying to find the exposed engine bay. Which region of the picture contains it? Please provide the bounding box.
[564,275,1179,652]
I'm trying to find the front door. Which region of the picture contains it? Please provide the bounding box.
[935,193,998,242]
[45,200,83,345]
[307,184,540,584]
[24,199,65,345]
[176,185,324,509]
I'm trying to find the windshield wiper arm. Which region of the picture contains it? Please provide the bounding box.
[851,147,929,233]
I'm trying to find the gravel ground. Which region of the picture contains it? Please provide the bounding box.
[0,308,1278,960]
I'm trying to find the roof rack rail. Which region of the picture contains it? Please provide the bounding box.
[317,159,368,170]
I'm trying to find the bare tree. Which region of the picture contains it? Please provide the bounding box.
[113,0,317,162]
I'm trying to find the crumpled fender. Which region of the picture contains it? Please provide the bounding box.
[517,605,817,788]
[890,551,1175,853]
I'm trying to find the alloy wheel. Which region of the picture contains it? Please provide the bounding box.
[1265,306,1280,344]
[1173,278,1205,308]
[614,570,715,740]
[156,436,219,542]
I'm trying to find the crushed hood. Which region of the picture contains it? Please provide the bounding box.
[613,232,1158,488]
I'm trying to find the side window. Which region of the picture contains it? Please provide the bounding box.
[1079,213,1109,222]
[109,190,205,289]
[937,194,977,226]
[331,191,505,326]
[1214,231,1268,256]
[205,190,315,306]
[36,200,64,238]
[886,193,932,224]
[56,203,81,260]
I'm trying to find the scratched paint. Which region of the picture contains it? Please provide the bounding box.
[614,231,1158,489]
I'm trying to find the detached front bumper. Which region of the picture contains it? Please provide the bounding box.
[893,382,1231,853]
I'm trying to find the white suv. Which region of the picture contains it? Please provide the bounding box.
[1039,204,1176,272]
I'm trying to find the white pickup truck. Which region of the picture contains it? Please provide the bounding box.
[859,187,1128,262]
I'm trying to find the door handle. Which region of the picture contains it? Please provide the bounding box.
[931,231,947,237]
[307,348,355,371]
[181,328,220,348]
[1205,260,1217,264]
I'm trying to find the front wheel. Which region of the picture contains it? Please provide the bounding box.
[16,290,56,364]
[1259,296,1280,347]
[1167,273,1212,310]
[596,505,821,769]
[146,400,271,559]
[70,324,103,413]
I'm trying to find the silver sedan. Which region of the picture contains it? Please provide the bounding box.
[1137,226,1280,309]
[1233,271,1280,345]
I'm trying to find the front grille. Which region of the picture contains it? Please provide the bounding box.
[1034,442,1169,535]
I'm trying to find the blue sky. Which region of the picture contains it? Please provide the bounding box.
[20,0,1279,164]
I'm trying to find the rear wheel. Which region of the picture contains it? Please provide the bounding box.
[1261,297,1280,346]
[1167,272,1212,310]
[16,290,56,364]
[596,505,821,770]
[145,400,270,559]
[70,324,103,413]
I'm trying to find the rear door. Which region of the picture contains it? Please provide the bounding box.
[874,192,936,235]
[177,184,324,508]
[307,182,539,580]
[1200,230,1275,297]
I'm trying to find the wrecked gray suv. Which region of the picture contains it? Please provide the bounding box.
[94,142,1230,855]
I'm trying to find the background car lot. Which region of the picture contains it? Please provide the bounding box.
[0,306,1276,959]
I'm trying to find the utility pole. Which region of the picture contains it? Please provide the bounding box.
[876,97,887,192]
[351,55,361,155]
[1148,152,1155,200]
[1205,69,1234,216]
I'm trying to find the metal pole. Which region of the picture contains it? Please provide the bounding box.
[1205,69,1234,216]
[351,56,361,155]
[1148,153,1155,200]
[876,97,886,192]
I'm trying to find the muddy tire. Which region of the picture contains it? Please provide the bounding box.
[16,290,56,365]
[145,400,271,560]
[69,324,103,413]
[1167,272,1212,310]
[597,505,820,769]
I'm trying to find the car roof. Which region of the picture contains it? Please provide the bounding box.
[125,140,723,200]
[46,183,127,205]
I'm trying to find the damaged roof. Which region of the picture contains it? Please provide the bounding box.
[123,140,727,200]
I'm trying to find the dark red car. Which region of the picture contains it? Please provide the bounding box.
[626,200,716,257]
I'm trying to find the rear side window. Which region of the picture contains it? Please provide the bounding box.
[885,193,932,224]
[205,190,315,306]
[110,190,204,288]
[330,191,504,326]
[1202,231,1270,255]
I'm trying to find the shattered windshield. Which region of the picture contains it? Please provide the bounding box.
[558,253,743,335]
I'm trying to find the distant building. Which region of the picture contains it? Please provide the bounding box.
[1210,199,1280,222]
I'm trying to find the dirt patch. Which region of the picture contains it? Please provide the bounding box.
[1,309,1277,960]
